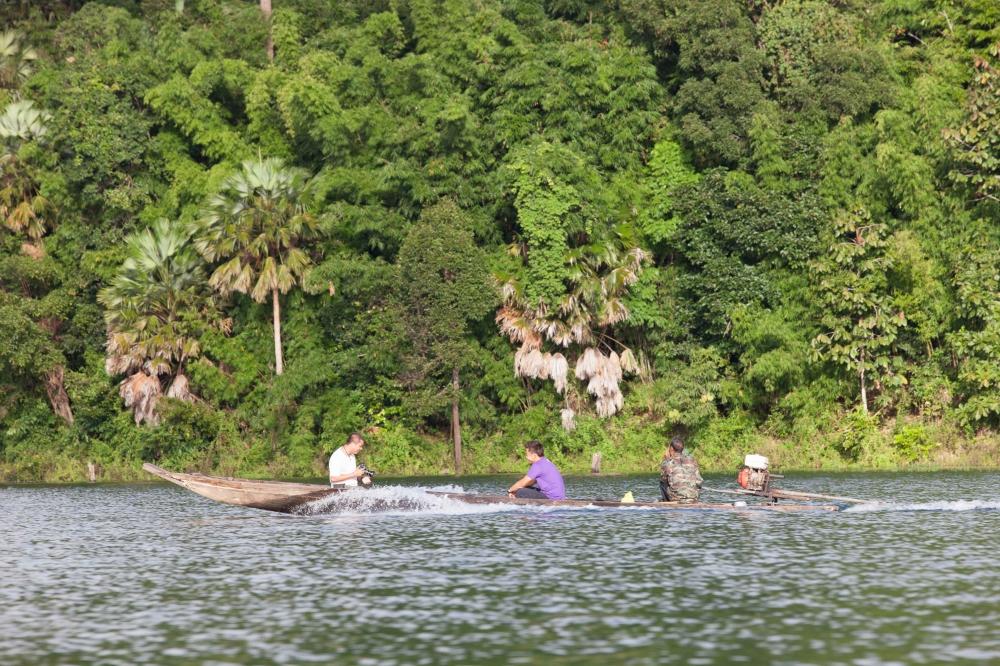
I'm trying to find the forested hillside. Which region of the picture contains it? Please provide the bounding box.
[2,0,999,481]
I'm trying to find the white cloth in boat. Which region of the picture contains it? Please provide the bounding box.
[328,446,358,487]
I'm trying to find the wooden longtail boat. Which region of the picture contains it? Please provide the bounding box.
[143,463,845,514]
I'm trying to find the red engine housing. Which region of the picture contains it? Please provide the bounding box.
[736,465,770,492]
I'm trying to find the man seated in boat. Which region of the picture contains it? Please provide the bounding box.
[659,436,703,503]
[328,432,367,488]
[507,440,566,500]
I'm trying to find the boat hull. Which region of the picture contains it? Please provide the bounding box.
[143,464,340,512]
[142,464,842,513]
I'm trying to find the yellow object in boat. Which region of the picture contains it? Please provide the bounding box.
[620,491,635,503]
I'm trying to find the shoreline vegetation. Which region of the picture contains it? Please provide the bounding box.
[4,424,999,484]
[2,3,1000,484]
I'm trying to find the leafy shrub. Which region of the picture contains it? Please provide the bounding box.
[895,361,954,420]
[834,409,896,467]
[691,412,761,470]
[892,423,935,462]
[138,399,224,469]
[364,424,448,475]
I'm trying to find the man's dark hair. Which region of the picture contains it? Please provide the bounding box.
[670,436,684,453]
[525,440,544,457]
[347,431,364,444]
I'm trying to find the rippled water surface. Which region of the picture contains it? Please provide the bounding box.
[3,472,1000,665]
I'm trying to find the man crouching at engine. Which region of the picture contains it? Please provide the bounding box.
[659,436,703,503]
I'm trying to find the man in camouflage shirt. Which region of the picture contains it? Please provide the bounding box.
[659,436,703,503]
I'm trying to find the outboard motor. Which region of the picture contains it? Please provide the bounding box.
[736,454,770,492]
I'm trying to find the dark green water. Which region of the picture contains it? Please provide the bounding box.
[2,472,999,665]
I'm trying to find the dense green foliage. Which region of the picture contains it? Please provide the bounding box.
[2,0,999,481]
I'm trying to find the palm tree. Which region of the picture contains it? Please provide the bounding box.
[99,219,212,424]
[0,30,38,91]
[496,224,649,424]
[1,100,51,241]
[0,100,49,151]
[0,97,66,422]
[192,157,318,375]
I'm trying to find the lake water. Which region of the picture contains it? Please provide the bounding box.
[2,472,999,665]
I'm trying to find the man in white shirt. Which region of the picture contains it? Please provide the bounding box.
[329,432,366,487]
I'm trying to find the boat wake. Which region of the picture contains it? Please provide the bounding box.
[845,499,1000,513]
[294,486,529,516]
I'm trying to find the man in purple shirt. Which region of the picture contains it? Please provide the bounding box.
[507,440,566,500]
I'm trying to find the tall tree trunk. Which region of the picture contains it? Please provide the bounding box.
[260,0,274,62]
[272,286,284,375]
[45,365,74,425]
[451,367,462,475]
[859,349,868,414]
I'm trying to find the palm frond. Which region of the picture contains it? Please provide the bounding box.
[0,30,37,88]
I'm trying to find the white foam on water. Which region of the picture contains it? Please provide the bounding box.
[845,499,1000,513]
[294,485,640,517]
[296,485,530,517]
